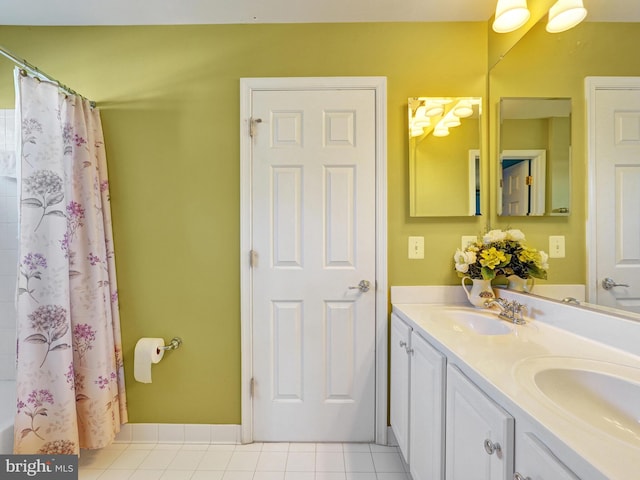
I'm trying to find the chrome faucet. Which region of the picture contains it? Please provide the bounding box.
[561,296,580,305]
[484,297,527,324]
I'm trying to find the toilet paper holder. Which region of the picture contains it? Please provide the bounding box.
[158,337,182,353]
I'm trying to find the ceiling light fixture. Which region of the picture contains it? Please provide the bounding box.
[546,0,587,33]
[492,0,531,33]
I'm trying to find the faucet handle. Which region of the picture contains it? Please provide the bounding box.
[484,297,507,308]
[510,301,527,324]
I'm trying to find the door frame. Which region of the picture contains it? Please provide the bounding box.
[239,77,388,444]
[498,149,546,216]
[585,76,640,303]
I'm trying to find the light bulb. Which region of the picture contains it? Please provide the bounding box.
[433,126,450,137]
[492,0,531,33]
[546,0,587,33]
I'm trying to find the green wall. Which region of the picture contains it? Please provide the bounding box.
[0,23,487,424]
[2,20,639,425]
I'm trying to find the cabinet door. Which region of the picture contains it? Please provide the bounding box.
[390,313,411,463]
[446,365,514,480]
[515,432,579,480]
[410,331,446,480]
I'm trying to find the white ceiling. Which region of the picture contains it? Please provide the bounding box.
[1,0,639,26]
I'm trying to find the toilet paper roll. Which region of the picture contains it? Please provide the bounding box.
[134,338,165,383]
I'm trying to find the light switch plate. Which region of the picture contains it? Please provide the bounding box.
[549,235,566,258]
[461,235,477,250]
[408,236,425,259]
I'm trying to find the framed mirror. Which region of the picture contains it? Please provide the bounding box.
[409,96,482,217]
[498,97,571,217]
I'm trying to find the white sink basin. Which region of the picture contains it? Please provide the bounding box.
[435,308,514,335]
[515,356,640,447]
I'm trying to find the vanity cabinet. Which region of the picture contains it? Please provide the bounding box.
[446,365,514,480]
[514,431,579,480]
[390,313,446,479]
[390,313,411,460]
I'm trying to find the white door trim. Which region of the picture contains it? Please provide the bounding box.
[239,77,388,445]
[585,76,640,303]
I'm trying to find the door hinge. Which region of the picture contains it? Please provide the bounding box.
[249,249,258,268]
[526,175,534,186]
[250,377,255,398]
[249,117,262,137]
[499,179,503,188]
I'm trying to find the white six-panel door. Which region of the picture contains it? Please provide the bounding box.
[588,81,640,312]
[249,88,377,441]
[501,160,529,216]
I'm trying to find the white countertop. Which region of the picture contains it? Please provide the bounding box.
[392,301,640,480]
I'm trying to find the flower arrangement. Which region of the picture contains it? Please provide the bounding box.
[454,229,549,280]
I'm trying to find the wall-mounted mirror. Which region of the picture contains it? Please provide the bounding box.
[498,97,571,217]
[409,96,482,217]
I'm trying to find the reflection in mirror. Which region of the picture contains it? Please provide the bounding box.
[408,97,482,217]
[498,97,571,217]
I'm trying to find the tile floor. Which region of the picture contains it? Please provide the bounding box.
[79,442,411,480]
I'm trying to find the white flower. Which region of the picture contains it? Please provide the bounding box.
[539,250,549,270]
[505,229,525,242]
[454,262,468,273]
[454,249,476,274]
[483,229,507,244]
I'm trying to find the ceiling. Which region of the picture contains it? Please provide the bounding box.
[1,0,639,26]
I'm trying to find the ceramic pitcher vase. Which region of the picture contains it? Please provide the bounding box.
[461,276,495,308]
[507,275,534,293]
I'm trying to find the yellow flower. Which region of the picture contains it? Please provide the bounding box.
[518,247,539,264]
[479,247,507,270]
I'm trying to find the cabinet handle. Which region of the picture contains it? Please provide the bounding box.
[483,439,502,456]
[514,473,531,480]
[399,340,407,348]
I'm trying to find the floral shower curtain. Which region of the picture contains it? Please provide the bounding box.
[14,71,127,454]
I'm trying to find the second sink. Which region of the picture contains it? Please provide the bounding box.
[514,356,640,447]
[435,307,514,335]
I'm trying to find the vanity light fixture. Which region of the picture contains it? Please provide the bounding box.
[424,102,445,117]
[432,126,450,137]
[452,100,474,118]
[409,97,481,139]
[492,0,531,33]
[443,116,461,128]
[546,0,588,33]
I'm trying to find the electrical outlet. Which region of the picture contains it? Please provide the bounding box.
[408,236,425,259]
[549,235,565,258]
[461,235,477,250]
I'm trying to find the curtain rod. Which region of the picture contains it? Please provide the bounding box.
[0,45,96,108]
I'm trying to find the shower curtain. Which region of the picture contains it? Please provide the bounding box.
[14,71,127,454]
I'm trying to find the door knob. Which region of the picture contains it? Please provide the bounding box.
[483,439,502,456]
[602,277,630,290]
[514,474,531,480]
[349,280,371,293]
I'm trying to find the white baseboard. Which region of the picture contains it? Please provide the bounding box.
[386,426,398,447]
[114,423,242,444]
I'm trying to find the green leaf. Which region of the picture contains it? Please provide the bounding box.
[481,266,496,280]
